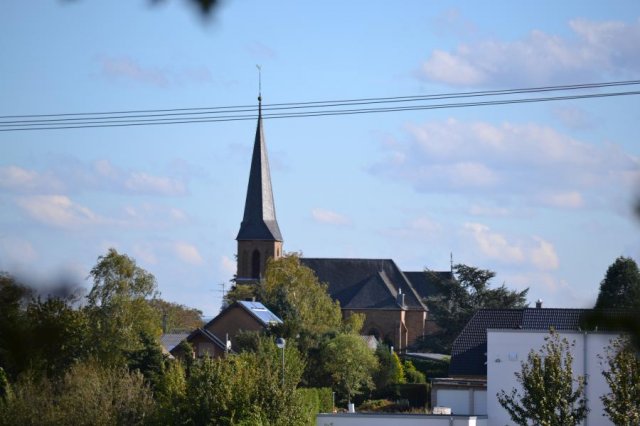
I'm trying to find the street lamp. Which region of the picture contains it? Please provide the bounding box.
[275,337,286,387]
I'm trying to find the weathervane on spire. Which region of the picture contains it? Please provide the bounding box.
[256,64,262,104]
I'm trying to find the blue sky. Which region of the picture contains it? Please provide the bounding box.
[1,1,639,315]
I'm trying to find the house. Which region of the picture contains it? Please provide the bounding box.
[170,327,230,359]
[234,97,450,351]
[203,300,282,351]
[170,300,282,359]
[434,306,627,424]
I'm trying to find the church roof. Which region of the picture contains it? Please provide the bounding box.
[236,102,282,242]
[404,270,454,300]
[300,258,427,311]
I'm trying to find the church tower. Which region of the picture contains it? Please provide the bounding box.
[236,97,283,282]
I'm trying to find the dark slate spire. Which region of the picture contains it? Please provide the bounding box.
[236,97,283,241]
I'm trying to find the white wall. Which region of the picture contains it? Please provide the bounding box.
[433,389,487,415]
[487,330,618,426]
[316,414,487,426]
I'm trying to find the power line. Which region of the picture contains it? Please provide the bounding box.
[1,80,639,132]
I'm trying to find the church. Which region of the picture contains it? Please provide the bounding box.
[235,97,452,351]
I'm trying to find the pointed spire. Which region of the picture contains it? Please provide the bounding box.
[236,95,283,242]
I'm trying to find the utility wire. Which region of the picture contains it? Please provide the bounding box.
[2,80,640,132]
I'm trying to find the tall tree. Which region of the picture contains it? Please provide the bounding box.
[595,256,640,310]
[321,333,378,405]
[497,330,588,426]
[85,248,161,366]
[422,264,528,353]
[600,336,640,426]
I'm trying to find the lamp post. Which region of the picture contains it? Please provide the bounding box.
[275,337,286,387]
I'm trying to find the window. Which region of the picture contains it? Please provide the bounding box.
[251,249,261,279]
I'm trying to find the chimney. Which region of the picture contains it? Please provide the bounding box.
[536,299,543,309]
[397,289,405,308]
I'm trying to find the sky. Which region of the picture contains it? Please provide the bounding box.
[1,1,640,316]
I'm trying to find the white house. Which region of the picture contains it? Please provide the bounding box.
[487,329,619,426]
[436,307,630,425]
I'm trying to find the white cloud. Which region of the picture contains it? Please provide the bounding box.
[463,223,559,271]
[464,223,525,264]
[372,119,639,209]
[311,208,351,226]
[174,242,204,265]
[0,165,63,193]
[420,18,640,86]
[530,237,560,270]
[124,172,187,196]
[16,195,105,229]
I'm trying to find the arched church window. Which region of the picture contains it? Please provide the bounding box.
[251,249,261,279]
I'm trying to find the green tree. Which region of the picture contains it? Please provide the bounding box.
[373,344,405,390]
[0,361,155,426]
[262,254,342,338]
[497,330,588,426]
[150,299,203,333]
[26,297,89,378]
[85,248,161,366]
[600,336,640,426]
[0,273,31,379]
[402,359,426,384]
[595,256,640,310]
[322,333,378,405]
[422,264,528,353]
[182,336,306,425]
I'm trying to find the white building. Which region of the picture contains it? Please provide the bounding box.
[487,329,618,426]
[435,307,630,425]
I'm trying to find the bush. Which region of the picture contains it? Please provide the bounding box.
[375,383,431,409]
[403,356,449,379]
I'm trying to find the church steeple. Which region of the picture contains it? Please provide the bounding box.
[236,96,283,281]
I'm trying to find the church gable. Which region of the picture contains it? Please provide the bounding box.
[343,271,400,310]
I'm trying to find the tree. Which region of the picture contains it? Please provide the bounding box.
[262,254,343,338]
[182,336,306,425]
[422,264,528,353]
[85,248,161,366]
[0,273,31,379]
[25,297,89,378]
[149,299,203,333]
[600,336,640,426]
[0,361,155,426]
[595,256,640,311]
[321,333,378,405]
[373,344,405,390]
[497,330,588,426]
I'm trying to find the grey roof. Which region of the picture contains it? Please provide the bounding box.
[404,271,454,300]
[300,258,427,311]
[449,308,627,377]
[160,333,190,352]
[237,300,283,326]
[236,104,282,242]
